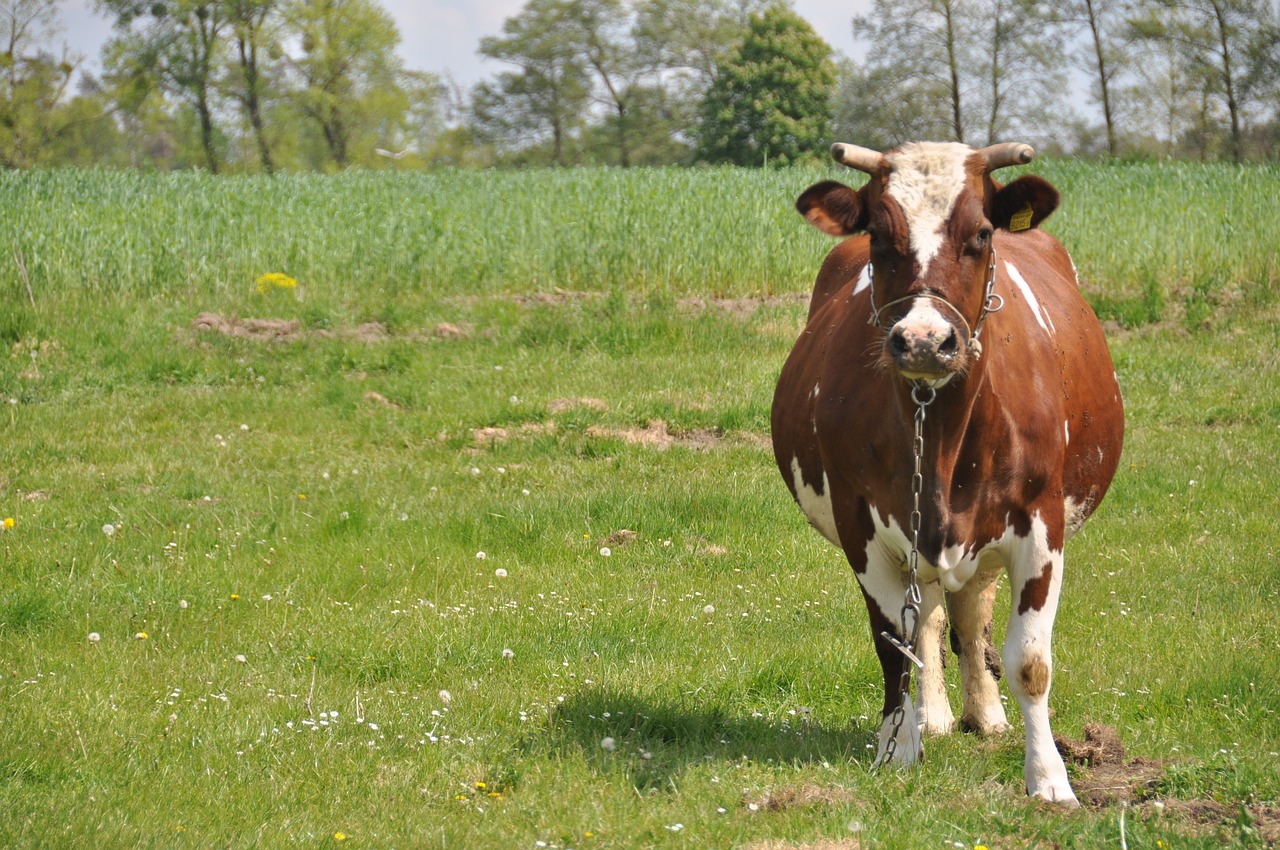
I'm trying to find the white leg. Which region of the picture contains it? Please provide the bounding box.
[916,579,956,737]
[857,543,924,767]
[948,562,1010,735]
[1005,540,1078,806]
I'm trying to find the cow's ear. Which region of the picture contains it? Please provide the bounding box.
[991,175,1060,232]
[796,180,867,236]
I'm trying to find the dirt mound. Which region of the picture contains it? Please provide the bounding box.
[1056,724,1162,807]
[193,312,304,342]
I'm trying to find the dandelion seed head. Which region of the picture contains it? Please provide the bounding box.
[600,737,616,752]
[102,523,116,536]
[135,632,148,640]
[179,599,189,609]
[88,632,100,642]
[235,654,247,663]
[494,568,508,578]
[438,690,452,704]
[476,551,487,560]
[599,547,611,557]
[703,604,715,615]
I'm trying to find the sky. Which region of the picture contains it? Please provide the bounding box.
[59,0,872,87]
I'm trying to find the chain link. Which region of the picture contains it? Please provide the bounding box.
[876,382,936,766]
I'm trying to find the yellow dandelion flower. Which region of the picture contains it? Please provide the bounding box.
[230,594,241,600]
[135,632,149,640]
[255,272,299,294]
[298,493,307,501]
[2,517,14,530]
[333,832,346,841]
[475,781,487,790]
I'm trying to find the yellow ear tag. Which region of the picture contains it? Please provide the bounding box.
[1009,203,1034,232]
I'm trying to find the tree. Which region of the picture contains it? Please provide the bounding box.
[852,0,971,142]
[832,59,954,150]
[98,0,229,172]
[695,4,835,166]
[563,0,649,167]
[224,0,282,172]
[1130,0,1279,161]
[478,0,591,166]
[0,0,87,167]
[972,0,1071,146]
[1050,0,1136,156]
[283,0,406,169]
[633,0,769,88]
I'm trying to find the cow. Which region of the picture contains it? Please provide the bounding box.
[771,141,1124,805]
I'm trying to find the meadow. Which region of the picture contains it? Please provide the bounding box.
[0,161,1278,848]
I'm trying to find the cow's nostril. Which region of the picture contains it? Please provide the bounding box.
[939,329,959,355]
[889,329,910,356]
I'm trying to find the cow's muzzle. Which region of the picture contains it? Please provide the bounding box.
[885,298,969,380]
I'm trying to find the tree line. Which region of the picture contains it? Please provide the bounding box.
[2,0,1278,171]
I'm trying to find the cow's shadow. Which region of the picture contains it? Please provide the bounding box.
[528,686,878,789]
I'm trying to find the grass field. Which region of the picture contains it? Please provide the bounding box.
[1,162,1278,848]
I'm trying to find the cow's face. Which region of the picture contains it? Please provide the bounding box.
[797,142,1060,385]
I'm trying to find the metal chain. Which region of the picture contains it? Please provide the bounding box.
[876,381,936,766]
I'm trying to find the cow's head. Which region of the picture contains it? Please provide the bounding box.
[796,141,1059,385]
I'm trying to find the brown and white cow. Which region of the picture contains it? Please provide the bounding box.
[771,141,1124,805]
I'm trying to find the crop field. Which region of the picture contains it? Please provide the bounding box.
[1,162,1278,848]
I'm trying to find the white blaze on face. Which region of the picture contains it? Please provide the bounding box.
[884,142,973,276]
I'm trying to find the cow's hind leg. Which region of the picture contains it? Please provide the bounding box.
[947,561,1010,735]
[1005,524,1078,806]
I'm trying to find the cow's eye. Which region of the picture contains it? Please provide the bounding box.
[966,227,992,255]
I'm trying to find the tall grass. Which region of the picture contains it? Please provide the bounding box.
[2,161,1277,317]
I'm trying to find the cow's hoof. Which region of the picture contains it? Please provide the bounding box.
[1028,781,1080,808]
[959,715,1012,736]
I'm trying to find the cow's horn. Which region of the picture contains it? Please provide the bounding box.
[831,143,883,174]
[980,142,1035,171]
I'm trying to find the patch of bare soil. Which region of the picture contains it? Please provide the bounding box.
[471,423,556,446]
[1055,723,1163,807]
[430,322,472,340]
[192,314,470,344]
[363,391,401,410]
[742,784,857,813]
[585,419,723,451]
[739,840,865,850]
[1157,800,1280,845]
[602,529,637,547]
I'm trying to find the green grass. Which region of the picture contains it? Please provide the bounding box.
[1,163,1278,848]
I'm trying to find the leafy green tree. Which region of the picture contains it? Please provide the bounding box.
[973,0,1070,146]
[477,0,591,166]
[283,0,406,170]
[695,3,835,166]
[98,0,229,172]
[0,0,88,167]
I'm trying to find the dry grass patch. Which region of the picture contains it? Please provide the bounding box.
[742,784,858,813]
[585,419,723,451]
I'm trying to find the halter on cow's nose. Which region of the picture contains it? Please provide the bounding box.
[867,248,1003,377]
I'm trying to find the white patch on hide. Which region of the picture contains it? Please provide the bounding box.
[1005,261,1056,335]
[853,264,872,295]
[790,457,839,546]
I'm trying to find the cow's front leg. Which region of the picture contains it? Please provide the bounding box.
[947,560,1010,735]
[916,579,955,737]
[1005,532,1078,806]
